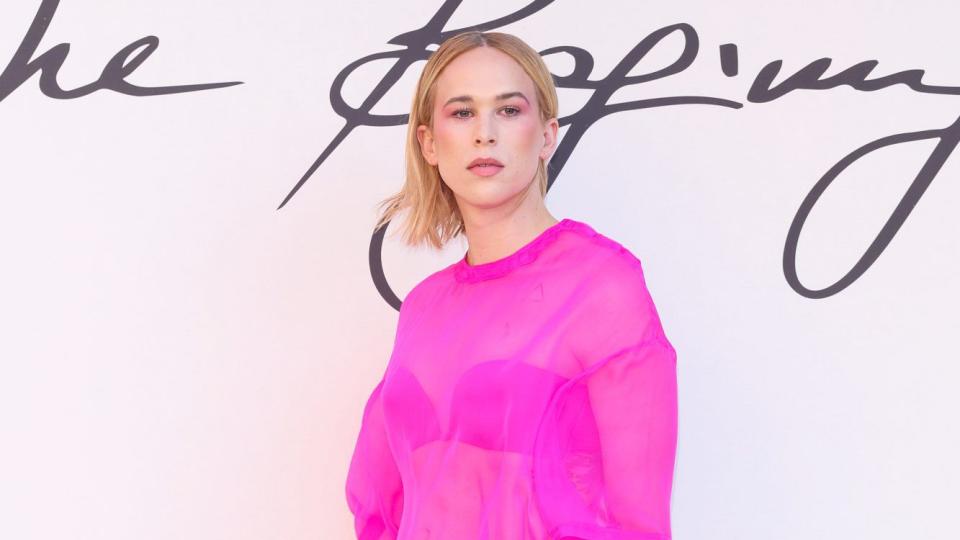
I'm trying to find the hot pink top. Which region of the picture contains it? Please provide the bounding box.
[345,218,678,539]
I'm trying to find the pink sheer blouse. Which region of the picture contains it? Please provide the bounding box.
[345,218,678,539]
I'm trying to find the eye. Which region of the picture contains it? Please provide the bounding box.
[450,106,522,119]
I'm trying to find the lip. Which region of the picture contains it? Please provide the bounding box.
[468,157,504,168]
[468,163,503,177]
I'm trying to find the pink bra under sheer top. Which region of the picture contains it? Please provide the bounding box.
[346,218,678,540]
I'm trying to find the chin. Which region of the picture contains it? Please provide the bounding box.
[452,177,532,209]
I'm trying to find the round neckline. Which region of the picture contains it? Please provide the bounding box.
[453,218,577,283]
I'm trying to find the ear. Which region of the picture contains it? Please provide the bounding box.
[416,124,438,166]
[539,117,560,162]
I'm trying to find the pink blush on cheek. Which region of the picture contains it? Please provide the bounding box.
[432,112,464,136]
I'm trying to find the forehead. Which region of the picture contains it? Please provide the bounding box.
[433,47,535,103]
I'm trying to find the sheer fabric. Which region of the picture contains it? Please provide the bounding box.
[345,218,678,539]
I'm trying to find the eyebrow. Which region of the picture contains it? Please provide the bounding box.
[443,92,530,107]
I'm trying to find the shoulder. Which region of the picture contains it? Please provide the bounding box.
[561,223,667,357]
[398,263,453,313]
[562,220,652,303]
[570,221,659,332]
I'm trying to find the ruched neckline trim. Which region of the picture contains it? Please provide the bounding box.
[453,218,586,283]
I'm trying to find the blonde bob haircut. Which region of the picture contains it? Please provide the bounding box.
[373,31,559,250]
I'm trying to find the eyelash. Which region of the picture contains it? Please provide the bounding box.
[451,106,521,118]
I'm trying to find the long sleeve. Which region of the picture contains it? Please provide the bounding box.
[345,378,404,540]
[533,252,678,539]
[587,336,677,536]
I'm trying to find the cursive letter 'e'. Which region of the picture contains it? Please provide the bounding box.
[0,0,241,102]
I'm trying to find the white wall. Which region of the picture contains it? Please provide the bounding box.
[1,1,957,539]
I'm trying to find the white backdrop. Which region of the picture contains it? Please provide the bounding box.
[1,1,958,539]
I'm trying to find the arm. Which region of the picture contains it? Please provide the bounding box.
[585,336,678,534]
[345,379,404,540]
[535,252,678,539]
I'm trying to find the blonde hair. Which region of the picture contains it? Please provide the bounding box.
[372,31,559,250]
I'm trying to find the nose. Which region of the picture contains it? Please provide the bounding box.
[474,114,496,145]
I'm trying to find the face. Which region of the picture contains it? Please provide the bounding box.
[416,46,559,215]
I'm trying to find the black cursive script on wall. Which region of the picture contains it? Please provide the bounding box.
[0,0,242,101]
[284,0,958,305]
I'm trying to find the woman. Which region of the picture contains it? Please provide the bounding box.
[346,31,678,539]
